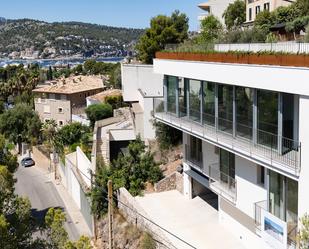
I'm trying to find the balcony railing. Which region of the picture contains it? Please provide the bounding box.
[153,98,301,176]
[209,163,237,202]
[254,200,297,247]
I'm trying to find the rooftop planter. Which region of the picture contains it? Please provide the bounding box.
[155,51,309,68]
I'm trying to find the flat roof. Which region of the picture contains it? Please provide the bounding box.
[33,75,104,94]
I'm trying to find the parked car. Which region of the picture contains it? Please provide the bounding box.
[21,157,35,167]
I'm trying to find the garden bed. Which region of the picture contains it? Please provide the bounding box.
[156,51,309,68]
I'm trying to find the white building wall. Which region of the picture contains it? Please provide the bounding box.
[235,156,267,218]
[154,59,309,96]
[76,147,92,187]
[121,64,163,102]
[298,95,309,220]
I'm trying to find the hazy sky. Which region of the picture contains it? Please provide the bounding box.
[1,0,204,30]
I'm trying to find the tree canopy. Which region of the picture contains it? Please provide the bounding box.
[200,15,223,43]
[0,104,42,152]
[136,10,189,64]
[85,103,113,127]
[223,0,246,30]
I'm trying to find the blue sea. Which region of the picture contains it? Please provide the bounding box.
[0,57,124,68]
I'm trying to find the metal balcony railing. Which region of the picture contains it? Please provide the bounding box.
[254,200,297,247]
[153,98,301,176]
[208,163,237,202]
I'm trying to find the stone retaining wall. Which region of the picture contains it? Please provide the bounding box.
[154,172,183,194]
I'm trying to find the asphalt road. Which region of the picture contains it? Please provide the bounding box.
[15,164,80,241]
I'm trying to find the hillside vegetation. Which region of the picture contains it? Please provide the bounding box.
[0,18,144,58]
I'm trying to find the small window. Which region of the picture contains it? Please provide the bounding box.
[249,8,252,21]
[255,5,260,15]
[58,120,63,126]
[58,107,63,113]
[257,165,265,186]
[264,3,270,11]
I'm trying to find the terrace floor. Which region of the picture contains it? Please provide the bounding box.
[135,190,247,249]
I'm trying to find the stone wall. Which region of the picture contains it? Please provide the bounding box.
[154,172,183,194]
[117,188,177,249]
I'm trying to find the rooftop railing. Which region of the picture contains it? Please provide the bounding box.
[153,98,301,175]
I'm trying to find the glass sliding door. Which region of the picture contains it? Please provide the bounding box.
[166,76,178,114]
[189,136,203,167]
[268,170,298,244]
[189,79,202,122]
[203,81,215,126]
[236,87,253,140]
[219,149,235,184]
[179,79,188,117]
[257,90,278,148]
[218,84,233,134]
[269,170,285,220]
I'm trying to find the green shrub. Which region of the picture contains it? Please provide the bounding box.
[153,121,182,150]
[85,103,113,127]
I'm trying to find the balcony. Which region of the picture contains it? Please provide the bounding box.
[154,98,301,176]
[254,200,297,247]
[184,145,237,203]
[209,163,236,203]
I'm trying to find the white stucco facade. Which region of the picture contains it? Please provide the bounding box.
[153,57,306,249]
[121,63,164,140]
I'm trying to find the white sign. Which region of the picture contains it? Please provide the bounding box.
[261,209,287,249]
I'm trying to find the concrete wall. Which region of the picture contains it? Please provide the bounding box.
[76,147,92,187]
[59,153,93,233]
[121,64,163,102]
[298,95,309,220]
[154,59,309,96]
[121,63,163,140]
[235,156,267,218]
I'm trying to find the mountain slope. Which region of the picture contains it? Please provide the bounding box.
[0,19,144,58]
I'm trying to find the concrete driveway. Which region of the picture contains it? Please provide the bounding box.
[135,190,247,249]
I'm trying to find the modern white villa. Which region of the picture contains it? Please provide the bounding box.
[146,50,309,249]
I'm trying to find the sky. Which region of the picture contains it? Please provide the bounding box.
[1,0,204,30]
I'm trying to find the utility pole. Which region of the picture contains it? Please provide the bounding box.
[108,180,113,249]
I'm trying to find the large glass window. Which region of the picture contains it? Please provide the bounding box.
[257,90,278,148]
[203,81,215,126]
[218,84,233,134]
[189,79,201,122]
[236,87,253,139]
[166,76,177,114]
[179,79,188,117]
[188,136,203,167]
[268,171,298,228]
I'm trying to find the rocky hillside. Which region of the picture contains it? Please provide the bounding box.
[0,18,144,59]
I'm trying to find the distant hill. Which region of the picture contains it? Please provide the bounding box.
[0,17,6,23]
[0,18,144,59]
